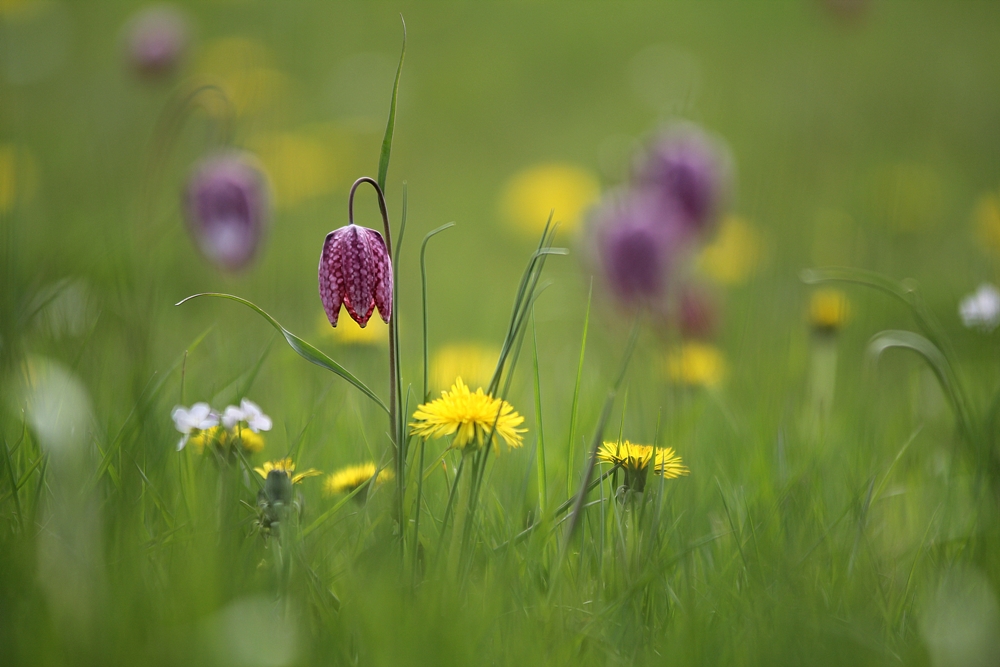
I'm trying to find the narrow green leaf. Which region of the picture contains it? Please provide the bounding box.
[301,470,384,539]
[377,16,406,193]
[566,279,592,498]
[531,310,546,515]
[867,329,971,437]
[2,436,23,531]
[421,222,456,401]
[176,293,388,414]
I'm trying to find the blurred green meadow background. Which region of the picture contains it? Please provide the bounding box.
[4,1,1000,665]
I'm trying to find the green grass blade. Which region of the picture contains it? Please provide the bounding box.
[377,16,406,192]
[394,182,408,267]
[301,472,384,539]
[2,435,23,532]
[562,318,640,549]
[421,222,456,401]
[531,310,546,516]
[566,279,592,498]
[176,293,388,414]
[867,330,970,436]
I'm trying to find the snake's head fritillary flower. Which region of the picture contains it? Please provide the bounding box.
[959,283,1000,332]
[123,5,189,78]
[594,191,680,308]
[318,223,392,328]
[171,402,218,451]
[184,152,271,272]
[634,124,732,236]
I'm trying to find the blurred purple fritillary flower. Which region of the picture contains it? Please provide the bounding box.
[634,124,732,236]
[184,152,271,272]
[318,223,392,328]
[596,191,679,307]
[123,4,189,78]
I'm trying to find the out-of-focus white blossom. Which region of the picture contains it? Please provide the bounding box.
[171,402,219,450]
[221,398,272,433]
[959,283,1000,332]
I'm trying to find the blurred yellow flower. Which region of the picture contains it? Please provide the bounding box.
[249,129,341,209]
[430,343,499,390]
[974,193,1000,256]
[317,311,387,345]
[500,163,600,235]
[0,144,39,214]
[323,462,393,496]
[698,215,762,285]
[809,288,850,332]
[410,378,525,452]
[196,37,290,118]
[664,342,726,387]
[254,458,321,485]
[188,425,265,454]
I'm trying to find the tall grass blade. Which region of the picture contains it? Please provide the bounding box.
[531,310,547,515]
[566,279,592,498]
[377,17,406,193]
[562,319,640,548]
[421,222,455,401]
[176,293,388,414]
[867,330,972,437]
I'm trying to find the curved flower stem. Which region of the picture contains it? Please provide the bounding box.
[347,176,402,529]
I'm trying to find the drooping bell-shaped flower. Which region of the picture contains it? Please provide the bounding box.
[184,152,270,272]
[318,223,392,327]
[634,123,732,236]
[123,4,189,78]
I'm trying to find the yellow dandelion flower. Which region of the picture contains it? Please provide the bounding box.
[410,378,526,453]
[187,426,265,454]
[809,288,850,333]
[664,342,726,387]
[233,428,265,453]
[597,440,689,492]
[974,193,1000,256]
[430,343,499,390]
[187,425,225,454]
[323,463,393,496]
[500,163,600,235]
[698,215,762,285]
[254,458,321,485]
[317,310,387,345]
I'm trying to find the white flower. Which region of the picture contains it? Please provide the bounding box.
[959,284,1000,332]
[222,398,272,433]
[172,402,219,450]
[221,405,245,430]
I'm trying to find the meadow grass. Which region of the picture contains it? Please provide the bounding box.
[3,3,1000,666]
